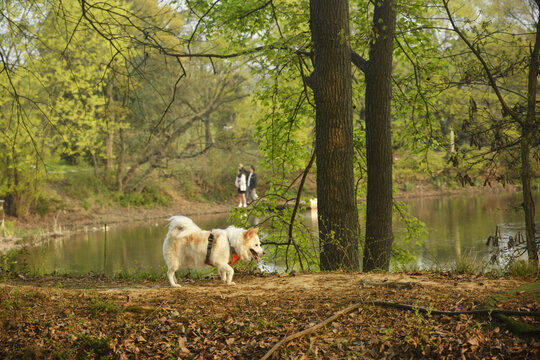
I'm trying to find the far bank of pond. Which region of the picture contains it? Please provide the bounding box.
[12,190,540,275]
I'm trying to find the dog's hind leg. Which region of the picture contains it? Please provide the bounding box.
[167,269,181,288]
[165,260,182,288]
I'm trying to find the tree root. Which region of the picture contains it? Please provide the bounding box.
[372,300,540,317]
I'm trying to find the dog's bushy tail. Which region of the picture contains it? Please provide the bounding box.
[168,216,201,234]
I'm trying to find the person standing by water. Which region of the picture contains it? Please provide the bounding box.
[247,165,258,204]
[235,168,247,207]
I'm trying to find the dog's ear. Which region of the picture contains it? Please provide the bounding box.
[246,227,258,238]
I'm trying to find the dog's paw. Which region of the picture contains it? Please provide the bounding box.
[171,284,182,288]
[227,282,237,286]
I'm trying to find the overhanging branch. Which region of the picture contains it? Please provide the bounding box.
[351,50,368,73]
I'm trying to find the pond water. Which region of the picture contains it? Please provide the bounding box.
[16,191,540,275]
[397,191,539,269]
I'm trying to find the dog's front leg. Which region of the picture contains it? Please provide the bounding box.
[167,270,181,288]
[216,264,236,285]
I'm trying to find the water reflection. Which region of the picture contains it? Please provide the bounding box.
[20,214,231,276]
[17,191,539,275]
[397,192,539,269]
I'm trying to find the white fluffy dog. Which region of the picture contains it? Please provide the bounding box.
[163,216,264,288]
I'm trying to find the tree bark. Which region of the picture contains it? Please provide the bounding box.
[310,0,360,270]
[522,1,540,265]
[363,0,396,271]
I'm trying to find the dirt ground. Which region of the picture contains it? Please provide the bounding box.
[1,272,538,359]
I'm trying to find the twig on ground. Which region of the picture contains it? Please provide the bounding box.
[261,299,540,359]
[260,302,362,360]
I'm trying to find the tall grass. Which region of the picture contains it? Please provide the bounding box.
[452,253,484,275]
[506,260,540,278]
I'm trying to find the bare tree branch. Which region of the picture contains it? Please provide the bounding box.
[442,0,522,125]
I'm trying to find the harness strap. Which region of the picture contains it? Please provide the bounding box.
[205,232,240,266]
[204,232,214,265]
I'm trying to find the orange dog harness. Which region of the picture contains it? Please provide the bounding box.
[229,252,240,266]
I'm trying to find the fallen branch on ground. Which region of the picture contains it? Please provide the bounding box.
[260,302,362,360]
[260,300,540,359]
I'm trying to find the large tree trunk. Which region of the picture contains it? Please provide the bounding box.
[363,0,396,271]
[522,3,540,265]
[310,0,360,271]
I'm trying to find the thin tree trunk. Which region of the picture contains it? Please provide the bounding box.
[105,81,115,172]
[449,128,455,153]
[522,3,540,265]
[116,128,126,193]
[204,116,212,148]
[106,131,114,170]
[310,0,360,270]
[363,0,396,271]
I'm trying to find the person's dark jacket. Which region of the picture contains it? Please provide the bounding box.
[247,172,257,189]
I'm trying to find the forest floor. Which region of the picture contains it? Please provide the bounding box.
[1,272,539,359]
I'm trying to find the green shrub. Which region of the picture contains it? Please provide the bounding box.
[506,260,540,279]
[80,199,92,210]
[31,194,64,216]
[117,184,171,208]
[63,172,108,201]
[403,182,414,192]
[0,249,27,278]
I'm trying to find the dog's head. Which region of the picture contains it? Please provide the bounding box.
[242,227,264,262]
